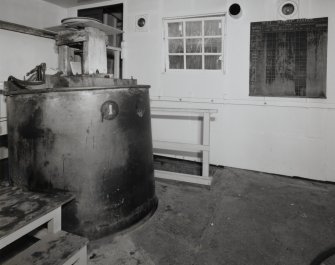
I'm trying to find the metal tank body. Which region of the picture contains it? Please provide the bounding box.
[5,77,157,239]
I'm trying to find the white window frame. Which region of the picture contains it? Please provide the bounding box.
[163,14,225,72]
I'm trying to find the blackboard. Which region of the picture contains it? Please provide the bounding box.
[249,17,328,98]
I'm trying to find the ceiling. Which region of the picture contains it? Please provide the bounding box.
[43,0,110,8]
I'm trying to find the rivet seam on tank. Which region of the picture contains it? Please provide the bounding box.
[101,101,119,122]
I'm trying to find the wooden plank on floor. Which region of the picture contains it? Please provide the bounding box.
[155,170,212,186]
[153,141,209,152]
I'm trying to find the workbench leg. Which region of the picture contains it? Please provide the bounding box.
[202,113,210,177]
[113,50,120,79]
[202,151,209,177]
[75,246,87,265]
[47,207,61,233]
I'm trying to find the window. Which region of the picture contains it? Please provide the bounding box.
[164,16,224,71]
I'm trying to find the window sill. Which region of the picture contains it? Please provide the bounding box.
[151,96,335,109]
[162,69,225,74]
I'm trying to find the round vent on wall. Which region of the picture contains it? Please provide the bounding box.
[137,17,146,28]
[278,0,299,19]
[229,3,242,19]
[135,14,149,32]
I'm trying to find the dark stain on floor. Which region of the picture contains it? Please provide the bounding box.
[87,166,335,265]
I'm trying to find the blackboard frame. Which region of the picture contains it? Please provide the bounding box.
[249,17,328,98]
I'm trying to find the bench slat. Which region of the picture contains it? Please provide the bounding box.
[4,231,88,265]
[155,170,212,186]
[153,140,210,152]
[0,185,74,240]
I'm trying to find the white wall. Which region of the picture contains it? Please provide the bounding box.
[11,0,335,182]
[0,0,67,154]
[125,0,227,100]
[0,0,67,82]
[127,0,335,182]
[68,0,335,182]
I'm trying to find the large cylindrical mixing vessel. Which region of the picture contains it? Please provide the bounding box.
[5,81,157,239]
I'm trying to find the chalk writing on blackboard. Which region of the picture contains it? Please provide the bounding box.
[249,17,328,98]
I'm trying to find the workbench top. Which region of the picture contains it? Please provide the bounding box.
[0,184,74,240]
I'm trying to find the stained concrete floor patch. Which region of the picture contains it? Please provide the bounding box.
[87,166,335,265]
[88,235,155,265]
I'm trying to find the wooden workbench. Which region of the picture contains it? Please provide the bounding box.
[0,184,88,265]
[0,184,74,249]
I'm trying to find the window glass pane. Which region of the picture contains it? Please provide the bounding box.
[186,38,202,53]
[186,55,202,69]
[205,55,222,69]
[168,22,183,37]
[169,55,184,69]
[186,21,202,36]
[169,39,184,53]
[204,20,222,36]
[204,38,222,53]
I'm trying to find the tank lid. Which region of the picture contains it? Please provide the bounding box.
[3,75,150,96]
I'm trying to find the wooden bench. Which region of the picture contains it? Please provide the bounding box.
[3,231,88,265]
[151,107,217,186]
[0,184,88,265]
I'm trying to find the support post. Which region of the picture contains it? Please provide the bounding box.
[75,246,88,265]
[113,50,121,79]
[202,112,210,177]
[58,46,75,75]
[47,207,62,233]
[83,27,108,74]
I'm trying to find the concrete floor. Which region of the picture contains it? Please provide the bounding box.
[87,166,335,265]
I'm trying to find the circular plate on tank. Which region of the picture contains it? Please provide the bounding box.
[56,17,123,35]
[61,17,101,25]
